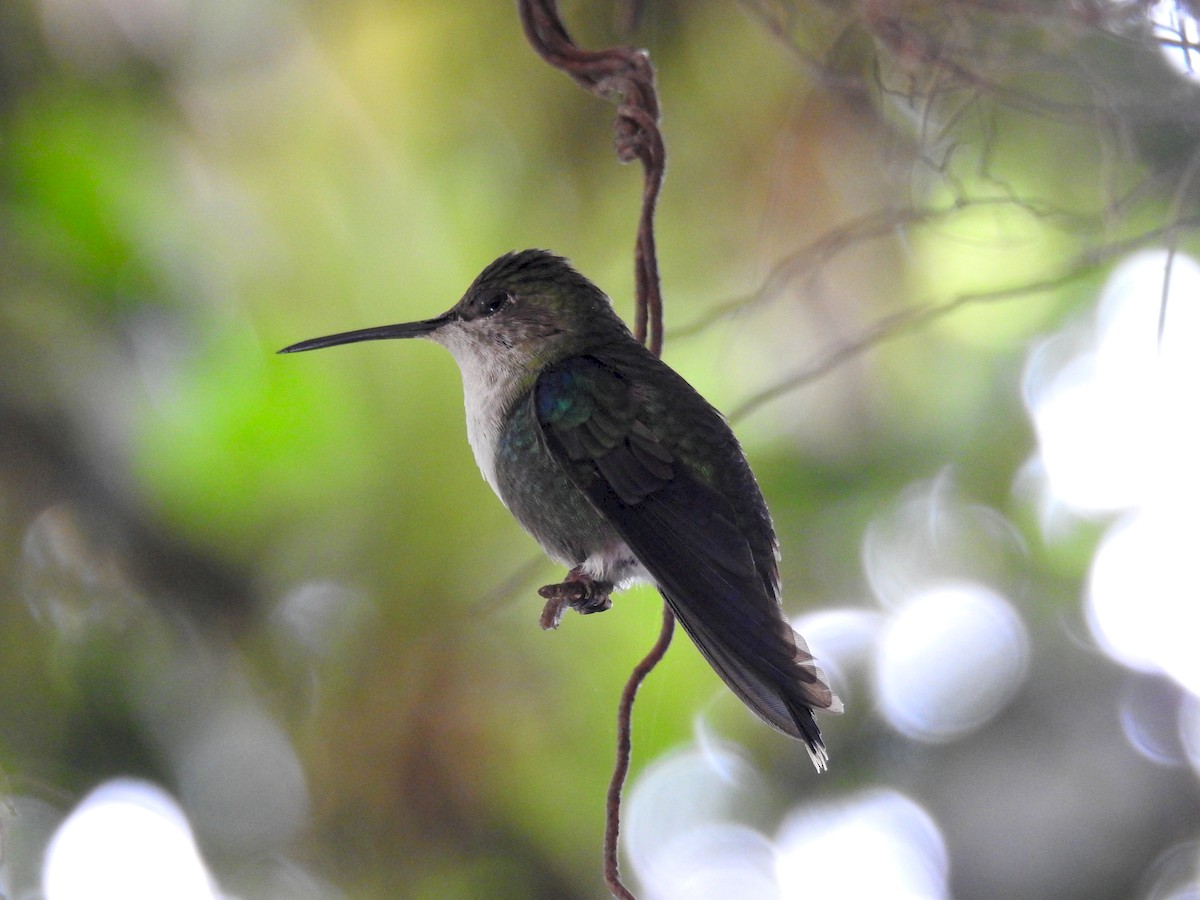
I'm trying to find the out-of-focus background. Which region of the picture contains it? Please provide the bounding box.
[3,1,1200,897]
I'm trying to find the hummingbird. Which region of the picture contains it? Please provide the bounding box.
[280,250,842,769]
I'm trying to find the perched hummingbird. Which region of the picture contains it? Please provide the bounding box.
[281,250,841,769]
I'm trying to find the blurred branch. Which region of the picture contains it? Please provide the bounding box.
[475,553,553,618]
[727,215,1200,422]
[614,0,647,35]
[729,271,1085,422]
[670,195,1084,340]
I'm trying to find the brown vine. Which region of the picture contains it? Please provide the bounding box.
[517,0,665,356]
[517,2,669,897]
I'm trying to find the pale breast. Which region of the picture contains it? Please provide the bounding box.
[445,342,526,500]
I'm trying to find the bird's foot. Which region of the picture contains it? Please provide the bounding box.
[538,568,614,630]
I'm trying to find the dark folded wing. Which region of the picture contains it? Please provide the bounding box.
[533,354,840,768]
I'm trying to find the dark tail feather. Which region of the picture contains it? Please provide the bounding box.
[662,590,842,771]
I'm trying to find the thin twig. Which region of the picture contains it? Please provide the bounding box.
[604,603,675,899]
[517,3,672,897]
[728,272,1086,423]
[669,194,1094,341]
[725,213,1200,423]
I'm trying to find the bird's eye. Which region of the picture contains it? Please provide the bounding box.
[479,290,511,316]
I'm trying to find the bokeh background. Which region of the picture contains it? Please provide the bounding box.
[3,1,1200,897]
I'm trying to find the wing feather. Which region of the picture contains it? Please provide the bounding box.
[533,354,840,768]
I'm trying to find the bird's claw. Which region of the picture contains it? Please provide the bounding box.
[537,570,614,630]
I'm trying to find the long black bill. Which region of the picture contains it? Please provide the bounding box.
[278,315,450,354]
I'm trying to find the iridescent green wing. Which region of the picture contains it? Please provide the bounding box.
[532,352,837,763]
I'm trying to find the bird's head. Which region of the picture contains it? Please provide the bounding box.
[279,250,631,377]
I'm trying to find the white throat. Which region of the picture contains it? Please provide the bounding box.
[440,338,527,500]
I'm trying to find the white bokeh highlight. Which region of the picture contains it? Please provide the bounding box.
[640,824,780,900]
[1025,250,1200,708]
[1087,509,1200,696]
[626,748,950,900]
[860,476,1031,743]
[775,789,948,900]
[43,779,222,900]
[1151,0,1200,79]
[626,744,772,899]
[1118,676,1189,767]
[1025,250,1200,516]
[863,473,1026,609]
[874,582,1029,742]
